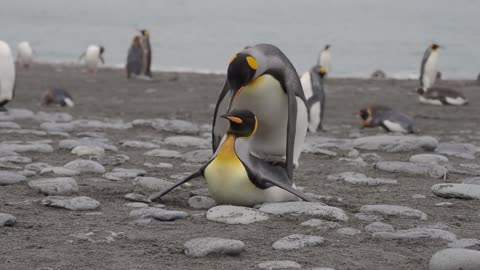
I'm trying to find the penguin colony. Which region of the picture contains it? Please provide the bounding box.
[0,35,475,205]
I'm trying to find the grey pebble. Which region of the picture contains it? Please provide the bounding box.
[300,219,340,229]
[409,154,449,164]
[124,202,149,208]
[35,111,73,122]
[143,149,182,158]
[71,146,105,156]
[373,227,456,241]
[163,136,210,149]
[184,237,244,257]
[375,161,446,179]
[336,227,362,236]
[120,140,160,149]
[432,183,480,200]
[132,118,200,134]
[429,248,480,270]
[259,202,348,221]
[0,108,34,121]
[188,196,216,209]
[463,177,480,185]
[28,177,78,195]
[143,162,173,169]
[129,207,187,221]
[0,143,53,153]
[40,167,80,176]
[104,168,146,181]
[352,135,438,152]
[93,154,130,166]
[206,205,269,224]
[64,159,105,174]
[360,204,428,220]
[133,177,173,191]
[0,155,32,164]
[59,138,117,152]
[189,188,210,197]
[256,261,301,270]
[182,149,212,163]
[25,162,51,173]
[0,171,27,185]
[0,213,16,226]
[42,196,100,211]
[40,122,76,133]
[448,238,480,250]
[436,142,479,160]
[365,222,395,233]
[272,234,325,250]
[0,121,21,129]
[124,193,152,203]
[327,171,397,186]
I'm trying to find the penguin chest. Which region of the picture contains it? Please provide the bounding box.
[300,72,313,100]
[204,136,264,206]
[424,52,438,87]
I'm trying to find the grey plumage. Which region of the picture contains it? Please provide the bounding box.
[126,36,146,78]
[360,105,415,133]
[306,65,326,131]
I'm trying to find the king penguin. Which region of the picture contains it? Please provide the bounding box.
[419,43,440,90]
[140,29,152,78]
[211,44,308,180]
[300,65,327,132]
[79,45,105,73]
[149,110,311,206]
[42,88,74,107]
[417,87,468,106]
[126,35,148,78]
[16,41,34,69]
[318,44,331,74]
[359,105,415,133]
[0,41,16,111]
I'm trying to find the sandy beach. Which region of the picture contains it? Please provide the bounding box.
[1,63,480,270]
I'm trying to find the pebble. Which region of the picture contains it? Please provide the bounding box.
[120,140,159,149]
[72,119,132,130]
[352,135,438,152]
[304,193,343,203]
[124,193,152,203]
[365,222,395,233]
[25,162,51,173]
[64,159,106,174]
[375,161,446,179]
[463,177,480,185]
[182,149,212,163]
[206,205,269,224]
[132,118,200,134]
[412,194,427,199]
[189,188,210,197]
[42,196,100,211]
[163,136,210,149]
[59,138,117,152]
[360,204,428,220]
[71,146,105,156]
[360,153,383,163]
[446,164,480,176]
[0,156,32,164]
[447,238,480,250]
[259,202,348,221]
[435,202,454,207]
[93,154,130,166]
[129,207,188,221]
[143,149,182,158]
[432,183,480,200]
[0,121,20,129]
[40,122,76,132]
[303,147,338,156]
[354,213,384,222]
[436,142,479,160]
[327,172,397,186]
[336,227,362,236]
[0,171,27,185]
[28,177,79,195]
[18,170,36,177]
[133,177,173,191]
[40,167,80,176]
[103,168,146,181]
[0,213,16,226]
[373,227,457,241]
[35,111,73,122]
[0,108,34,121]
[124,202,149,208]
[300,219,340,229]
[0,150,18,157]
[143,162,173,169]
[184,237,244,257]
[0,143,53,153]
[188,196,216,209]
[429,248,480,270]
[272,234,325,250]
[409,154,449,164]
[256,261,301,270]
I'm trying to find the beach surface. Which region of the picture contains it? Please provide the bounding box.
[1,64,480,270]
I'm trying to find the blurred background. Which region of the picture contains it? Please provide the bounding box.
[1,0,479,78]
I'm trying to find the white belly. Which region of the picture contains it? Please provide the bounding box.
[445,96,467,105]
[382,120,407,133]
[85,46,100,68]
[300,72,313,100]
[308,101,321,132]
[423,53,438,89]
[419,95,443,105]
[0,41,15,102]
[232,74,308,167]
[17,42,33,66]
[320,51,331,73]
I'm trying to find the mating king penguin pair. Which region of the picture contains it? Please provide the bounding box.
[0,41,16,111]
[126,29,152,79]
[418,43,468,106]
[149,44,311,206]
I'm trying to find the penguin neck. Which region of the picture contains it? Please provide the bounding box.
[217,134,237,159]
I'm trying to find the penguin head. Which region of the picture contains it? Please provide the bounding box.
[99,46,105,54]
[318,66,327,78]
[417,88,426,95]
[324,44,331,50]
[227,53,258,93]
[222,110,258,138]
[359,108,373,128]
[430,43,440,51]
[140,30,149,37]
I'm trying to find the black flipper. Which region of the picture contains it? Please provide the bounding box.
[148,168,205,201]
[419,49,431,88]
[211,80,231,151]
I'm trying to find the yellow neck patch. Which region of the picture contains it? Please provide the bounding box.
[246,56,258,70]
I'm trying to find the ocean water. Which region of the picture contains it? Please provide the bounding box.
[1,0,479,78]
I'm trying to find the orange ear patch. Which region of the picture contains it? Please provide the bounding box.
[246,56,258,70]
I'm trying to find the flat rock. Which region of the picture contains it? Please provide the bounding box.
[93,154,129,166]
[184,237,244,257]
[124,193,152,203]
[365,222,395,233]
[0,122,20,129]
[327,172,397,186]
[35,111,73,122]
[144,149,182,158]
[40,167,80,176]
[133,177,173,191]
[354,213,383,222]
[0,143,53,153]
[28,177,78,195]
[64,159,105,174]
[259,202,348,221]
[436,142,479,160]
[182,150,212,163]
[302,147,338,156]
[143,162,173,169]
[71,146,105,156]
[104,168,146,181]
[188,196,216,209]
[206,205,269,224]
[129,207,187,221]
[124,202,149,208]
[256,261,301,270]
[42,196,100,211]
[432,183,480,200]
[0,156,32,164]
[373,227,456,241]
[0,171,27,185]
[430,248,480,270]
[163,136,210,149]
[272,234,325,250]
[463,177,480,185]
[353,135,438,152]
[120,140,160,149]
[132,118,200,134]
[336,227,362,236]
[0,108,34,121]
[300,219,340,229]
[360,204,427,220]
[409,154,449,164]
[0,213,16,226]
[448,239,480,250]
[446,164,480,176]
[25,162,51,173]
[59,138,117,151]
[40,122,76,132]
[375,161,446,179]
[72,119,132,130]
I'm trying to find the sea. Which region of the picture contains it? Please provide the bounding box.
[1,0,479,79]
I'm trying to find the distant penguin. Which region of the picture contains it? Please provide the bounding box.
[126,35,147,78]
[318,44,331,74]
[300,65,327,132]
[0,41,16,111]
[420,43,440,90]
[16,41,34,68]
[359,105,415,133]
[42,88,74,107]
[140,30,152,78]
[417,87,468,106]
[371,70,386,79]
[79,45,105,73]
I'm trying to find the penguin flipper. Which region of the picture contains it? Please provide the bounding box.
[285,83,297,179]
[211,80,231,151]
[148,168,205,201]
[419,49,431,88]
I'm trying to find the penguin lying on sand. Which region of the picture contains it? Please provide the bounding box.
[149,110,311,206]
[301,65,327,132]
[417,87,468,106]
[42,88,74,107]
[359,105,415,133]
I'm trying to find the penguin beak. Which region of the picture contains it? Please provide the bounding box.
[221,114,243,124]
[230,86,245,105]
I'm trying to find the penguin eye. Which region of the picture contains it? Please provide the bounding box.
[229,54,237,64]
[246,56,258,70]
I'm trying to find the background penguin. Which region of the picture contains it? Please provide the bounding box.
[149,110,311,206]
[126,35,147,78]
[417,87,468,106]
[79,45,105,73]
[212,43,308,180]
[359,105,415,133]
[318,44,331,74]
[420,43,440,90]
[300,65,327,132]
[16,41,34,68]
[0,41,16,111]
[140,29,152,78]
[42,88,74,107]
